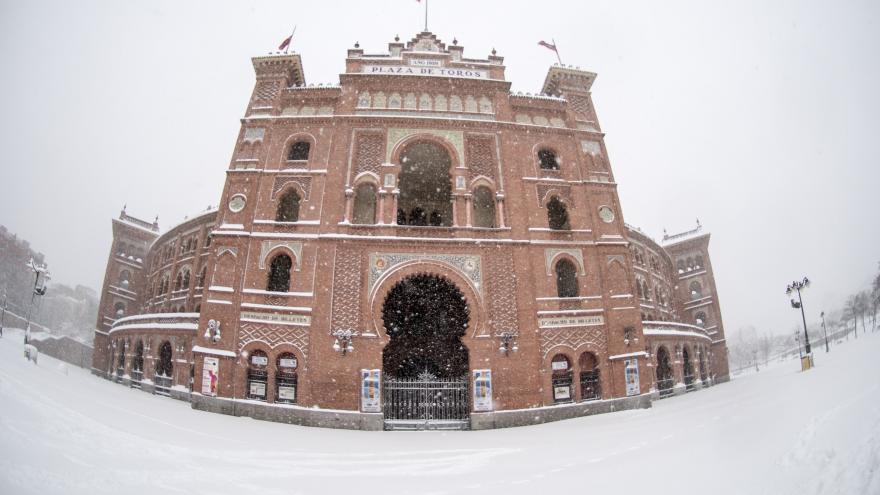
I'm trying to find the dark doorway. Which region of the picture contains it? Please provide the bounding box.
[656,346,674,397]
[381,274,471,429]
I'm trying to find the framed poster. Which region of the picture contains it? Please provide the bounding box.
[277,385,296,401]
[625,358,640,396]
[361,369,381,412]
[201,357,219,396]
[553,385,571,401]
[473,369,493,411]
[249,381,266,398]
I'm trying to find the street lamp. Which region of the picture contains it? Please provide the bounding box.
[23,258,49,345]
[332,329,356,355]
[785,277,811,356]
[820,311,829,353]
[498,332,519,356]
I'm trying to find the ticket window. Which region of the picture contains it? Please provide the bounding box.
[275,353,298,404]
[551,354,573,403]
[247,350,269,401]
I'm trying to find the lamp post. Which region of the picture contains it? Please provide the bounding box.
[785,277,811,356]
[820,311,829,353]
[23,258,49,345]
[0,290,7,338]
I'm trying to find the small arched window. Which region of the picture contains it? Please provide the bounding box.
[538,149,559,170]
[181,269,191,290]
[276,353,298,404]
[642,280,651,301]
[695,311,707,327]
[690,280,703,300]
[547,197,570,230]
[472,186,496,228]
[267,254,293,292]
[276,189,301,222]
[196,266,206,288]
[287,141,310,161]
[677,259,685,274]
[352,183,377,225]
[114,302,126,318]
[247,350,269,401]
[551,354,573,403]
[695,255,704,270]
[174,272,183,291]
[555,259,579,298]
[118,269,131,288]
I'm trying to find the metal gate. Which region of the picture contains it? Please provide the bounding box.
[382,376,470,430]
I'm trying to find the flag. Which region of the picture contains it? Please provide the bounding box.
[538,40,557,53]
[278,34,293,51]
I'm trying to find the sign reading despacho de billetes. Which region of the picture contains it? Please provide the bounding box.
[538,315,605,328]
[240,311,310,326]
[362,65,489,79]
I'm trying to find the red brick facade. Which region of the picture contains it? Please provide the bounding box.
[92,32,729,428]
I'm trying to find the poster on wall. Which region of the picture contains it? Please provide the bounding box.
[361,369,381,412]
[625,358,640,396]
[277,385,296,401]
[201,357,219,397]
[473,369,493,411]
[553,385,571,401]
[249,381,266,398]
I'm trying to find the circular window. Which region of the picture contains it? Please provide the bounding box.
[598,206,615,223]
[228,194,246,213]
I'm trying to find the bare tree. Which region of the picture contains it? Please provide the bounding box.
[758,332,774,366]
[846,295,859,339]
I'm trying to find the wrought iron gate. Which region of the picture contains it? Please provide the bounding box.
[382,376,470,430]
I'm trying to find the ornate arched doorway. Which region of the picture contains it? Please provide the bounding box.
[656,346,674,398]
[381,274,470,429]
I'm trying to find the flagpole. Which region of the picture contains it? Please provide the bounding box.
[552,38,562,65]
[285,26,297,54]
[424,0,428,32]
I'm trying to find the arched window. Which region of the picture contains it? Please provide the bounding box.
[196,266,206,288]
[287,141,310,161]
[579,352,601,401]
[686,257,694,271]
[397,141,452,227]
[656,346,673,396]
[690,280,703,300]
[116,341,126,375]
[132,340,144,381]
[472,186,496,228]
[695,255,704,270]
[352,183,377,224]
[247,350,269,401]
[538,149,559,170]
[695,311,707,327]
[642,280,651,301]
[555,259,579,298]
[181,268,191,289]
[677,259,685,274]
[118,269,131,288]
[155,341,173,377]
[267,254,292,292]
[114,302,126,318]
[275,353,298,404]
[276,189,301,222]
[551,354,573,403]
[547,196,570,230]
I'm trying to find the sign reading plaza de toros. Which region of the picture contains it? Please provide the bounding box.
[362,65,489,79]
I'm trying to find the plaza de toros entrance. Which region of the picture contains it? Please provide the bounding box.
[381,274,471,430]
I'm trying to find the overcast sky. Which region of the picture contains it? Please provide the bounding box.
[1,0,877,336]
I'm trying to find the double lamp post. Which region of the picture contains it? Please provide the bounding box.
[786,277,813,367]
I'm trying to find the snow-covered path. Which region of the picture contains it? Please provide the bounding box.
[1,329,877,495]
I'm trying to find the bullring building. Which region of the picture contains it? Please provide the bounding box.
[92,32,729,430]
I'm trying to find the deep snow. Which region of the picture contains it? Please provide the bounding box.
[0,329,877,495]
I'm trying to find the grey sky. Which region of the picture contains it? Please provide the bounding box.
[1,0,877,336]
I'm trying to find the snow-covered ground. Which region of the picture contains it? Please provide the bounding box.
[1,329,877,495]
